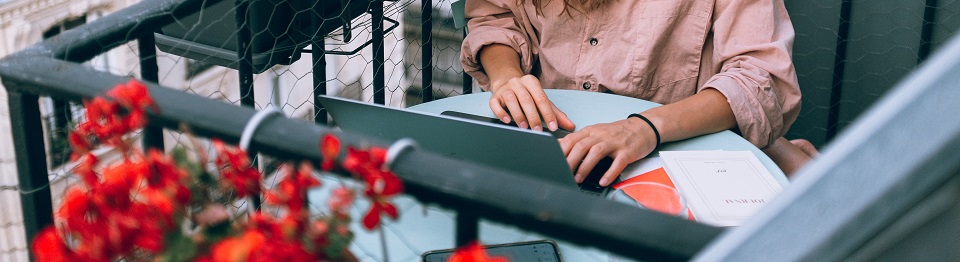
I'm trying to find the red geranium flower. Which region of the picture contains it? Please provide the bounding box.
[340,146,403,230]
[328,186,354,216]
[209,230,267,262]
[72,153,99,187]
[213,139,262,198]
[107,79,156,130]
[36,81,407,261]
[448,242,509,262]
[265,163,320,214]
[320,133,341,171]
[32,227,76,262]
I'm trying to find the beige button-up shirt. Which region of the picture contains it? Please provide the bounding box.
[461,0,801,148]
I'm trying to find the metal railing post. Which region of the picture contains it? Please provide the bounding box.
[236,0,256,108]
[455,213,479,247]
[235,0,260,210]
[462,31,473,95]
[918,0,939,63]
[421,0,434,102]
[7,90,54,260]
[827,0,854,142]
[313,46,328,125]
[138,33,164,150]
[313,1,329,126]
[372,0,385,105]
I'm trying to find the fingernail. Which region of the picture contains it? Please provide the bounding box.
[548,121,558,131]
[518,121,528,129]
[532,125,542,131]
[574,174,583,183]
[502,116,511,123]
[599,178,609,186]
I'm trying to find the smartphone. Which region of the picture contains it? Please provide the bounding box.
[421,240,562,262]
[440,111,572,138]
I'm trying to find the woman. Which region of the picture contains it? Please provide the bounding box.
[460,0,815,185]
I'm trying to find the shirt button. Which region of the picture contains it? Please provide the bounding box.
[582,82,592,89]
[589,38,598,46]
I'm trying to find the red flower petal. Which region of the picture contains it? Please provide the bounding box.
[32,227,74,262]
[210,230,267,262]
[67,131,91,157]
[74,154,99,187]
[213,139,263,198]
[57,187,90,221]
[341,148,366,174]
[368,147,387,167]
[320,134,341,161]
[448,242,510,262]
[379,172,403,196]
[321,160,335,171]
[381,203,399,219]
[362,205,381,230]
[107,80,155,114]
[327,186,354,215]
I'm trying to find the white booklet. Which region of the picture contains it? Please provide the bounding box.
[659,151,783,227]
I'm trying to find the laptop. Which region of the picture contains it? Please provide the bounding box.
[317,95,613,195]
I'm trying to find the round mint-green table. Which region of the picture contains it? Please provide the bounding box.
[316,89,788,261]
[408,89,789,186]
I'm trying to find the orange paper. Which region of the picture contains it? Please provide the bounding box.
[613,168,695,220]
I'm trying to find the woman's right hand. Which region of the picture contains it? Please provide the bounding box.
[488,75,575,132]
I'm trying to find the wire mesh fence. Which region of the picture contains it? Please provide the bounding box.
[784,0,960,147]
[0,0,477,260]
[1,0,960,260]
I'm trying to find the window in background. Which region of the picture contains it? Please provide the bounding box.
[41,15,87,168]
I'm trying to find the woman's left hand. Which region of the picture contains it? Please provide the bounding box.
[558,117,658,187]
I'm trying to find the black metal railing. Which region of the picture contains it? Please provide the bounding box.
[0,0,719,261]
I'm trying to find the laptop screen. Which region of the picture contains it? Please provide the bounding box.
[317,95,577,188]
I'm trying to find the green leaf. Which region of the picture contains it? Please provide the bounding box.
[161,231,198,262]
[202,220,233,243]
[322,219,355,259]
[172,147,202,179]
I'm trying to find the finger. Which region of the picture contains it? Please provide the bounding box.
[499,90,528,129]
[558,127,587,155]
[599,156,630,187]
[790,138,820,157]
[552,104,576,131]
[488,97,512,124]
[513,89,542,131]
[564,137,592,183]
[520,76,555,131]
[576,143,610,183]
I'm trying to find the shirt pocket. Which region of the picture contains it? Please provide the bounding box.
[640,0,686,18]
[629,1,711,94]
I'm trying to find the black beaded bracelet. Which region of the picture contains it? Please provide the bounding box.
[628,113,661,151]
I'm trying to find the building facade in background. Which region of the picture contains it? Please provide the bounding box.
[1,0,139,260]
[0,0,412,260]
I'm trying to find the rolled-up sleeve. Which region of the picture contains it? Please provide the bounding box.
[700,0,801,148]
[460,0,535,88]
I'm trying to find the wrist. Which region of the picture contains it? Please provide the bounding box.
[488,73,524,92]
[627,113,661,152]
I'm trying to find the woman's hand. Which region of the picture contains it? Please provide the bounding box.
[558,117,658,187]
[488,75,575,132]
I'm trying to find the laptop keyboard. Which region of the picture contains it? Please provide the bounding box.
[439,111,615,196]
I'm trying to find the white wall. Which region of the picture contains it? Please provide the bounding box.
[0,0,131,260]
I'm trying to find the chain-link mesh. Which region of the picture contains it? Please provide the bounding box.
[0,174,28,262]
[784,0,960,147]
[2,0,960,260]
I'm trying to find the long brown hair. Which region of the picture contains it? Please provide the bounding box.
[521,0,609,16]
